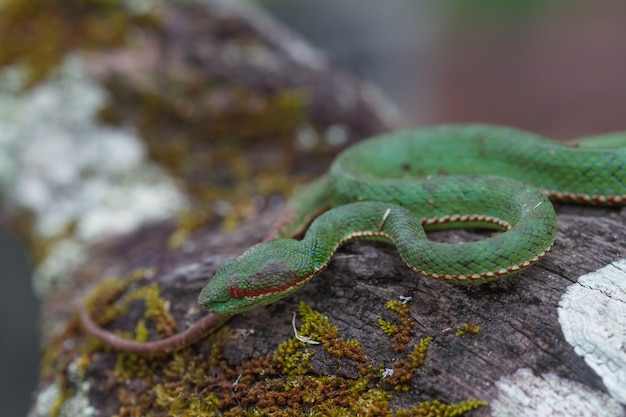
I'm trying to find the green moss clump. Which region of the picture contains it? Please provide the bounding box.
[141,301,483,416]
[96,61,339,248]
[380,300,417,353]
[378,318,399,336]
[383,337,433,392]
[406,399,489,417]
[297,302,369,368]
[46,289,487,416]
[0,0,159,85]
[456,323,481,336]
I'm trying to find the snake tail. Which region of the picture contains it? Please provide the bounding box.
[79,306,229,357]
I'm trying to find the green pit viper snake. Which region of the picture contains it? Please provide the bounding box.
[81,124,626,356]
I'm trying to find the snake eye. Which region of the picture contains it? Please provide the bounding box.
[228,286,246,299]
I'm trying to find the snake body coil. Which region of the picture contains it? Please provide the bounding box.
[80,124,626,355]
[199,125,626,315]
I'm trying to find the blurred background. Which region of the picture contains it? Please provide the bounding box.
[263,0,626,138]
[1,0,625,415]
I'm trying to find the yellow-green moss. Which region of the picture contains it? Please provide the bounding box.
[116,283,177,338]
[133,301,482,416]
[385,300,410,316]
[154,384,221,416]
[378,318,399,336]
[73,354,91,381]
[381,337,432,392]
[0,1,334,255]
[82,268,159,331]
[273,336,311,376]
[98,73,332,249]
[455,323,481,337]
[47,286,487,417]
[408,338,432,368]
[406,399,489,417]
[0,0,159,86]
[380,299,417,353]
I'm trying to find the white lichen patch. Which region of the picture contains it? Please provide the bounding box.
[33,239,88,295]
[34,357,99,417]
[558,259,626,405]
[492,368,624,417]
[55,383,98,417]
[34,383,63,417]
[0,56,187,295]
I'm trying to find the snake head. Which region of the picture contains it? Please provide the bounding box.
[198,239,314,315]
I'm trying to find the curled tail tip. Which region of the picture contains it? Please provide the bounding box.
[79,303,227,357]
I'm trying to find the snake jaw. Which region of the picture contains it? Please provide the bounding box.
[197,280,233,315]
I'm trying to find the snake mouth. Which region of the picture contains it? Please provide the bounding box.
[199,271,318,315]
[231,279,311,300]
[198,288,230,314]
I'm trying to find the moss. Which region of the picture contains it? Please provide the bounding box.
[0,1,342,258]
[118,283,178,338]
[0,0,321,255]
[154,384,221,416]
[51,298,485,416]
[381,300,417,353]
[42,273,486,417]
[159,301,480,415]
[97,68,332,248]
[297,302,371,377]
[455,323,481,337]
[407,399,489,417]
[0,0,159,86]
[168,209,212,249]
[378,318,399,336]
[273,336,310,376]
[41,269,151,373]
[83,268,157,331]
[408,338,432,368]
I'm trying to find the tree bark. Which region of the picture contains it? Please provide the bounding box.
[11,1,625,416]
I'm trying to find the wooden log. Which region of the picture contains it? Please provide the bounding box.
[2,1,621,416]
